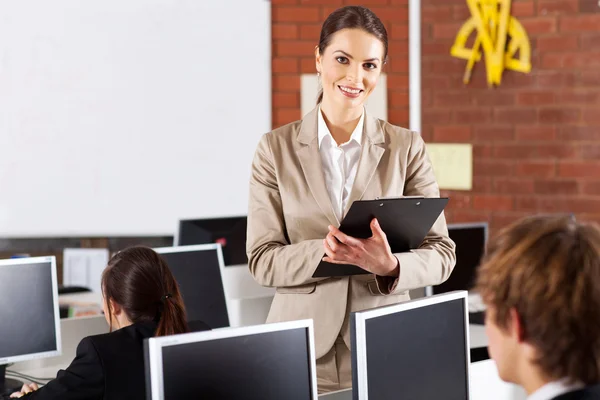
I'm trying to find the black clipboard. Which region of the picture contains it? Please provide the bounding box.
[312,197,449,277]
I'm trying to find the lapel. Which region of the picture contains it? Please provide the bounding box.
[296,107,386,227]
[342,111,385,217]
[296,107,340,227]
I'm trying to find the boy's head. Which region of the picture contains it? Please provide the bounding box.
[476,215,600,387]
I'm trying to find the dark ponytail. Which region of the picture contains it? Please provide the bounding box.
[102,246,189,337]
[316,6,388,105]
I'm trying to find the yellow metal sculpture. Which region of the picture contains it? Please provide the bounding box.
[451,0,532,86]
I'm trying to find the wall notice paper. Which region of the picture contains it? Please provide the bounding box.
[300,73,388,121]
[426,143,473,191]
[63,248,110,294]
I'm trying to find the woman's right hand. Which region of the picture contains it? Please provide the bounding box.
[10,383,39,398]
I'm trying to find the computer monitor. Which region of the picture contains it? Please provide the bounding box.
[154,244,230,331]
[145,319,318,400]
[174,216,247,266]
[428,222,488,296]
[0,256,62,395]
[351,291,471,400]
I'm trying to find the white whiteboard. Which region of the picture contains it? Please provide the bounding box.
[0,0,271,236]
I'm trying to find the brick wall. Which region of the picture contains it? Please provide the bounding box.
[421,0,600,231]
[271,0,410,128]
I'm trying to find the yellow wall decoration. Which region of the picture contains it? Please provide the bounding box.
[451,0,532,86]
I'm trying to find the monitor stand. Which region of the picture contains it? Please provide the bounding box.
[0,365,24,396]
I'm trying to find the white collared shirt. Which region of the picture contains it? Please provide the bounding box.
[317,107,364,222]
[528,379,585,400]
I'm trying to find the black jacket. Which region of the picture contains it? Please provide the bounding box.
[554,385,600,400]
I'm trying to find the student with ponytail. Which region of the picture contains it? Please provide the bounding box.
[10,246,197,399]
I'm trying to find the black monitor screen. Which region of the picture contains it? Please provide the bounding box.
[0,261,57,360]
[161,328,313,399]
[159,249,229,330]
[360,298,468,400]
[433,225,486,294]
[177,217,247,266]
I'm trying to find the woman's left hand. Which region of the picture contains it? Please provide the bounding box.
[322,218,399,277]
[10,383,39,398]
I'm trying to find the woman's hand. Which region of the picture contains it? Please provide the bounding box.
[10,383,39,398]
[322,218,399,277]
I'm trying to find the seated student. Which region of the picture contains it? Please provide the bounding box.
[11,246,197,399]
[476,215,600,400]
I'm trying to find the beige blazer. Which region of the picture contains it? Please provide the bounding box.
[246,107,456,359]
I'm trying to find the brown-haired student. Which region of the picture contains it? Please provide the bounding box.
[476,215,600,400]
[247,5,455,393]
[10,246,198,399]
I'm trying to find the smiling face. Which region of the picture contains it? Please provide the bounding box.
[316,28,385,114]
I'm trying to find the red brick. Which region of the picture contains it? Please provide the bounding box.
[516,126,556,141]
[537,71,577,87]
[558,126,600,141]
[582,181,600,195]
[422,89,433,107]
[388,109,409,126]
[423,109,453,124]
[389,90,409,107]
[514,161,556,177]
[558,162,600,178]
[273,75,300,91]
[581,34,600,51]
[539,108,581,124]
[493,178,535,194]
[455,108,492,124]
[473,126,515,141]
[274,108,301,127]
[493,144,576,159]
[423,42,451,55]
[541,53,564,68]
[432,22,463,39]
[422,75,451,90]
[448,210,491,224]
[581,71,600,85]
[473,144,493,158]
[580,0,599,12]
[474,160,515,177]
[563,52,600,69]
[344,0,389,4]
[273,24,299,40]
[299,24,322,40]
[274,40,315,57]
[300,57,317,73]
[473,195,513,212]
[272,0,298,4]
[520,17,557,35]
[494,108,537,124]
[300,0,342,4]
[472,177,493,193]
[534,180,579,195]
[387,56,409,73]
[445,193,472,209]
[560,15,600,32]
[579,145,600,159]
[537,35,579,52]
[387,74,409,89]
[390,0,408,4]
[515,197,541,212]
[537,0,579,13]
[432,126,472,142]
[273,7,321,22]
[583,109,600,124]
[517,91,556,106]
[557,90,600,104]
[391,23,409,39]
[272,58,298,74]
[512,1,536,17]
[320,7,340,19]
[389,40,409,55]
[500,74,537,90]
[476,92,516,106]
[273,92,299,108]
[368,7,409,22]
[422,6,453,22]
[434,92,474,107]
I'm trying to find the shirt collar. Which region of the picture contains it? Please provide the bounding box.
[528,379,585,400]
[317,106,364,149]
